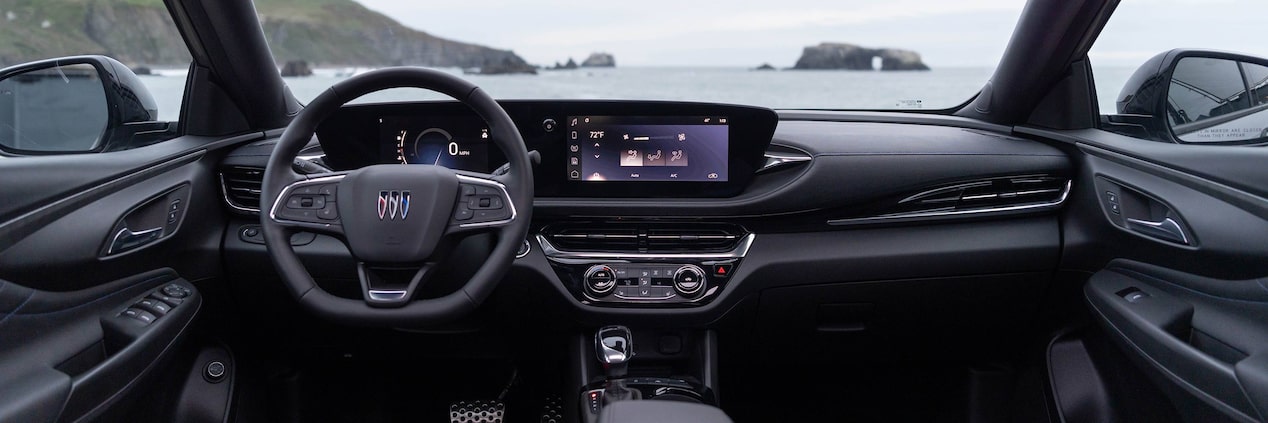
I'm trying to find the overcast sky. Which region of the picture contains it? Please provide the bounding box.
[355,0,1268,69]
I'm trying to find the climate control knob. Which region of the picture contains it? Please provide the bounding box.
[672,265,706,298]
[584,265,617,297]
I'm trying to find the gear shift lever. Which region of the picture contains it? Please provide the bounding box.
[595,325,639,403]
[596,325,633,379]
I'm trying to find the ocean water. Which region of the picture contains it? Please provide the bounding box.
[137,66,1137,122]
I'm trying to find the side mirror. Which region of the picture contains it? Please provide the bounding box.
[1113,49,1268,145]
[0,55,169,154]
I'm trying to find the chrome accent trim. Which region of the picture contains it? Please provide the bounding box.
[829,180,1072,226]
[672,264,706,296]
[515,239,532,259]
[106,225,163,255]
[537,232,756,261]
[267,174,347,232]
[367,289,408,301]
[219,172,261,213]
[899,181,991,204]
[596,325,634,365]
[1126,217,1190,245]
[454,174,518,229]
[758,151,812,173]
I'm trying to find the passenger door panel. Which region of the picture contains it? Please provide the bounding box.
[1026,127,1268,423]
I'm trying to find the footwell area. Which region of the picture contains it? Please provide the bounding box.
[720,362,1052,423]
[231,354,565,423]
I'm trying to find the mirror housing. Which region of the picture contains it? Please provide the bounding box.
[1113,49,1268,145]
[0,55,170,154]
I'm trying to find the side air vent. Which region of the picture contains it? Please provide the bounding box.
[220,166,264,213]
[542,223,748,253]
[829,175,1071,225]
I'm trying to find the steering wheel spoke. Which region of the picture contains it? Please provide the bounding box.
[446,173,518,235]
[357,262,435,308]
[267,173,347,236]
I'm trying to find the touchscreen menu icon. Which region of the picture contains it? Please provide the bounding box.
[620,149,643,167]
[667,149,688,166]
[644,149,665,166]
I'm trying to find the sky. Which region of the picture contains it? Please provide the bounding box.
[354,0,1268,69]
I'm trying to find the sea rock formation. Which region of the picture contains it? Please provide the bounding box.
[792,43,930,71]
[580,52,615,67]
[753,63,776,71]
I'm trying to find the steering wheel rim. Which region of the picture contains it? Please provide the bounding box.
[259,67,533,326]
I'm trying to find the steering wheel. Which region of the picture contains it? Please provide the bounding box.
[259,68,533,326]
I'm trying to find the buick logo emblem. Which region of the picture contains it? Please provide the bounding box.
[378,190,410,220]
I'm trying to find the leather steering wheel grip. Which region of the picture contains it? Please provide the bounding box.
[259,67,533,326]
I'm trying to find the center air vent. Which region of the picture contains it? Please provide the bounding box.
[542,223,748,253]
[220,166,264,213]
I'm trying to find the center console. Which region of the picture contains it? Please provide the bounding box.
[575,326,725,423]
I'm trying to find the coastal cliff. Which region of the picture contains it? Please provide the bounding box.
[793,43,930,71]
[0,0,533,72]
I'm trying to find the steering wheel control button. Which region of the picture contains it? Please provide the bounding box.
[473,209,508,222]
[542,118,557,132]
[318,204,339,220]
[461,185,476,196]
[673,265,706,297]
[454,207,474,221]
[468,195,503,210]
[287,194,326,209]
[204,361,227,383]
[162,284,192,298]
[122,308,157,325]
[318,184,337,196]
[585,265,617,296]
[136,298,171,315]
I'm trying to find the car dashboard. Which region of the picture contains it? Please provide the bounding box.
[220,100,1071,324]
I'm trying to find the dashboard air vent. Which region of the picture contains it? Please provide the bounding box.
[897,176,1069,212]
[829,175,1071,226]
[220,166,264,213]
[543,222,748,253]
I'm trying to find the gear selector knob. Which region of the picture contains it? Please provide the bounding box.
[596,325,633,378]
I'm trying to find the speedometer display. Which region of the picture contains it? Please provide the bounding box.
[382,116,491,172]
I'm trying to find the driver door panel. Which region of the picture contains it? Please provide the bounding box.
[0,134,256,421]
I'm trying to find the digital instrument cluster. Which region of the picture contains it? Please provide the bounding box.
[380,115,491,172]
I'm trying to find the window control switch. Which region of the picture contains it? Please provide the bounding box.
[121,308,157,325]
[136,298,171,315]
[148,292,183,307]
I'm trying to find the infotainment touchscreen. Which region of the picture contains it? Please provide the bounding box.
[566,116,728,182]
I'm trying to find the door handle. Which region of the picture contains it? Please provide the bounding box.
[1125,217,1189,245]
[107,226,163,254]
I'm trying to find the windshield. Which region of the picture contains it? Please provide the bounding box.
[249,0,1024,110]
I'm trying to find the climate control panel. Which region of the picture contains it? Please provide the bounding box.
[581,263,715,302]
[537,229,752,307]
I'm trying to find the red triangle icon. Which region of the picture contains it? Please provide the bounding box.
[716,266,726,274]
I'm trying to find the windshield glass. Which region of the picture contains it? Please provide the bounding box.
[255,0,1024,110]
